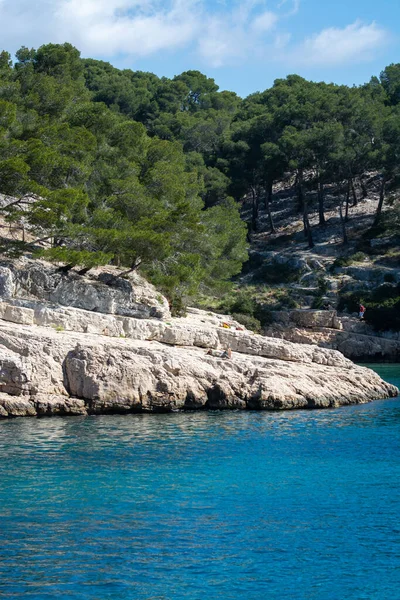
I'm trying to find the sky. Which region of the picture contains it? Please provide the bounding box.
[0,0,399,97]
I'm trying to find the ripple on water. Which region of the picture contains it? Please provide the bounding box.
[0,364,399,599]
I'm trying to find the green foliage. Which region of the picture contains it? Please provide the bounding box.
[0,43,248,300]
[217,287,286,327]
[256,261,301,284]
[312,296,325,309]
[230,313,261,332]
[1,41,400,309]
[338,284,400,331]
[227,289,257,316]
[332,253,367,269]
[365,304,400,331]
[317,277,329,294]
[35,247,113,270]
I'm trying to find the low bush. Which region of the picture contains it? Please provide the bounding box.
[255,261,301,284]
[332,256,353,269]
[317,277,329,294]
[332,252,367,270]
[384,273,396,283]
[338,284,400,331]
[253,305,274,326]
[231,313,262,332]
[364,304,400,331]
[311,295,324,309]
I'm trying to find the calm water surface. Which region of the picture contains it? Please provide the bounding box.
[0,364,399,600]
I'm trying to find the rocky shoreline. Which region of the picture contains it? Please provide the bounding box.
[0,258,398,419]
[263,310,400,362]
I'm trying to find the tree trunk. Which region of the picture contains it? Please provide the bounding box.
[246,223,252,244]
[297,169,305,212]
[265,181,275,234]
[303,212,308,239]
[345,180,350,221]
[118,259,142,278]
[339,201,348,245]
[374,177,386,226]
[360,178,368,199]
[251,186,258,232]
[318,178,326,226]
[56,263,74,274]
[350,177,358,207]
[28,234,55,246]
[303,202,314,249]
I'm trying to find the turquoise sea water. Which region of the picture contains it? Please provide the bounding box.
[0,365,399,600]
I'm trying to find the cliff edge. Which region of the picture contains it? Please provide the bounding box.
[0,259,398,418]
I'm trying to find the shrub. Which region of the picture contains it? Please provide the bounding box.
[365,303,400,331]
[332,253,367,270]
[169,294,187,317]
[312,296,324,309]
[371,283,400,304]
[253,305,274,326]
[231,313,261,332]
[255,261,301,284]
[332,256,353,269]
[384,273,396,283]
[218,289,257,316]
[351,252,367,262]
[337,291,368,313]
[317,277,329,294]
[338,284,400,331]
[284,297,300,309]
[230,291,257,315]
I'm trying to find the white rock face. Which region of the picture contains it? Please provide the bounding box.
[0,261,397,418]
[264,310,400,361]
[0,258,170,320]
[0,314,397,418]
[0,266,15,298]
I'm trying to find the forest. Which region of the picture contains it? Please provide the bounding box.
[0,42,399,311]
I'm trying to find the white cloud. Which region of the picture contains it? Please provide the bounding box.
[278,0,300,16]
[274,32,291,49]
[0,0,201,57]
[55,0,200,56]
[0,0,292,67]
[292,20,388,67]
[251,11,279,33]
[197,2,282,67]
[0,1,390,73]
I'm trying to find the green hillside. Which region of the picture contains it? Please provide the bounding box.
[0,43,399,320]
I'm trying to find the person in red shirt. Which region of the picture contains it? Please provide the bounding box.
[359,304,366,320]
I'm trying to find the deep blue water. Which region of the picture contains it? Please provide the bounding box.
[0,365,399,600]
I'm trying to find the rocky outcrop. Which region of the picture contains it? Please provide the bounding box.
[0,307,397,418]
[264,310,400,362]
[0,258,170,319]
[0,260,397,418]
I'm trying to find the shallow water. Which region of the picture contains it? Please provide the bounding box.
[0,364,399,599]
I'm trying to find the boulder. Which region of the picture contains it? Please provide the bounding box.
[0,266,15,298]
[0,258,170,320]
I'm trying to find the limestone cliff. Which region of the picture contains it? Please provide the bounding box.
[264,310,400,362]
[0,259,397,418]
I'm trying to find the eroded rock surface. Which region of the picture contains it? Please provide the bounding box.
[0,261,397,418]
[0,258,170,320]
[0,316,397,418]
[264,310,400,361]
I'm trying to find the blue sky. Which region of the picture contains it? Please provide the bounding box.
[0,0,399,97]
